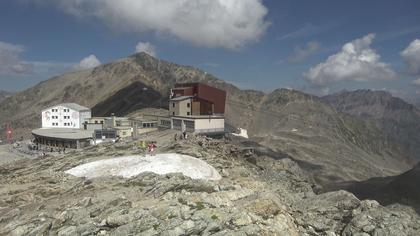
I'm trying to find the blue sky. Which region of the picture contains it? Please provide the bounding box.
[1,0,420,102]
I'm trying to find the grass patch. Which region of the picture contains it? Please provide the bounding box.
[196,201,205,210]
[178,197,187,205]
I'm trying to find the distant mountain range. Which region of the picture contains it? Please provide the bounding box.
[0,53,416,186]
[322,90,420,161]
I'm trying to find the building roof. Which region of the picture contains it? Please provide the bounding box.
[170,96,193,101]
[172,87,192,90]
[113,126,133,130]
[32,128,93,140]
[43,103,90,112]
[172,115,225,120]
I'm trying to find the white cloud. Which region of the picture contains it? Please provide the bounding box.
[0,41,33,75]
[135,42,156,57]
[287,41,320,63]
[41,0,269,50]
[401,39,420,76]
[412,78,420,86]
[74,54,101,70]
[303,34,396,86]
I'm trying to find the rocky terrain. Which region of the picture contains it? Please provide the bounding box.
[334,162,420,215]
[0,53,414,186]
[1,130,419,235]
[322,90,420,160]
[0,90,13,104]
[228,89,413,185]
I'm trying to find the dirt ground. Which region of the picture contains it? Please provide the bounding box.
[0,144,33,166]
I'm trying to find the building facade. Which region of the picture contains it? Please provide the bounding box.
[169,83,226,134]
[170,83,226,116]
[42,103,91,129]
[32,128,93,149]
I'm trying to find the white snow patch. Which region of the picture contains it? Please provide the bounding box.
[231,128,249,139]
[65,153,222,181]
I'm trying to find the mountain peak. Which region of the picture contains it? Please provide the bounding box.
[130,52,157,59]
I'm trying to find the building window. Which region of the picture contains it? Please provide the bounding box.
[185,120,195,130]
[172,102,175,108]
[187,103,190,108]
[187,112,190,115]
[173,112,175,116]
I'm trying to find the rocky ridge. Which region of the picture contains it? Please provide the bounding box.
[0,90,13,104]
[322,89,420,160]
[0,130,419,235]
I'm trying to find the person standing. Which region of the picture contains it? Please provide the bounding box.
[140,140,147,156]
[148,142,157,156]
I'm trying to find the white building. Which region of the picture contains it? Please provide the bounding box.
[171,115,225,134]
[42,103,91,129]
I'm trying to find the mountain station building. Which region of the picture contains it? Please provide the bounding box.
[169,83,226,134]
[33,103,94,149]
[41,103,91,129]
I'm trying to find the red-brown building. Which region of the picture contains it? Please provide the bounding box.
[170,83,226,116]
[169,83,226,134]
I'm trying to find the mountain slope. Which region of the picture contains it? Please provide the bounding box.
[0,53,413,184]
[334,163,420,213]
[322,90,420,160]
[0,53,241,136]
[0,90,13,103]
[232,89,413,184]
